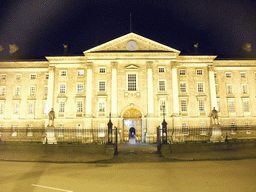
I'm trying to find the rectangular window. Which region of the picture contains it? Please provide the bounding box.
[45,73,49,79]
[30,74,36,79]
[59,101,65,113]
[13,102,19,114]
[242,84,247,94]
[44,86,48,96]
[15,86,21,96]
[159,99,166,116]
[228,100,235,112]
[158,67,165,73]
[77,101,83,113]
[0,103,4,114]
[78,70,84,76]
[179,69,186,76]
[240,72,246,78]
[180,82,186,93]
[226,72,231,78]
[0,86,6,96]
[16,74,22,80]
[28,102,34,114]
[29,86,36,96]
[128,74,136,91]
[98,99,106,116]
[59,84,66,94]
[99,67,106,74]
[1,74,7,80]
[60,70,67,76]
[214,72,217,78]
[227,84,232,94]
[76,124,83,137]
[181,100,187,112]
[199,100,204,112]
[243,100,249,112]
[196,69,203,75]
[77,83,84,93]
[99,81,106,92]
[197,82,204,93]
[182,123,189,135]
[158,80,166,91]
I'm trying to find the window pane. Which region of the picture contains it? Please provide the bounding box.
[99,81,106,92]
[159,81,165,91]
[128,74,136,91]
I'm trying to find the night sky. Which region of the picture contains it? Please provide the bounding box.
[1,0,256,59]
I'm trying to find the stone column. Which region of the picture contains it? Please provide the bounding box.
[47,66,55,113]
[86,63,93,117]
[111,62,118,117]
[171,61,179,115]
[147,62,154,116]
[208,65,217,110]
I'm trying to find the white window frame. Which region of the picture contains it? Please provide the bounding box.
[199,99,205,112]
[197,82,204,93]
[182,123,189,135]
[16,74,22,80]
[98,123,105,137]
[240,72,246,78]
[243,99,250,112]
[98,80,106,92]
[15,86,21,96]
[78,70,84,76]
[225,72,231,78]
[127,73,138,91]
[58,124,64,137]
[241,84,248,94]
[59,101,65,113]
[158,67,165,73]
[59,83,66,94]
[196,69,203,75]
[29,86,36,96]
[228,99,235,112]
[158,80,166,91]
[77,83,84,94]
[60,70,67,77]
[159,98,166,116]
[98,99,106,116]
[180,99,187,112]
[179,69,186,76]
[13,102,19,114]
[28,102,34,114]
[226,84,233,94]
[30,73,37,80]
[99,67,106,74]
[180,82,186,93]
[77,100,83,113]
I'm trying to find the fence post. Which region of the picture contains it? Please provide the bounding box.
[157,126,161,154]
[114,126,118,155]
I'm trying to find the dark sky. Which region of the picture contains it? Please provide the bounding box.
[1,0,256,59]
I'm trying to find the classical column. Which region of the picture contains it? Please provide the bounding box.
[147,62,154,116]
[111,62,118,117]
[86,63,93,117]
[208,65,217,110]
[47,66,55,113]
[171,61,179,115]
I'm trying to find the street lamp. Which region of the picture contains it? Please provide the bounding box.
[162,105,167,144]
[107,113,113,144]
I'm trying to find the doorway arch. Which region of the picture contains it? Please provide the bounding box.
[122,106,143,143]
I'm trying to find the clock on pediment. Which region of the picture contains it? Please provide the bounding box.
[126,40,137,51]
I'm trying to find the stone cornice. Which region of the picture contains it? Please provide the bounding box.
[45,56,86,63]
[177,55,217,62]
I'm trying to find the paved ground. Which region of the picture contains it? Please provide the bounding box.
[1,159,256,192]
[1,142,256,163]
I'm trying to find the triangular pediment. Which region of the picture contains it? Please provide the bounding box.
[125,64,139,70]
[84,33,180,53]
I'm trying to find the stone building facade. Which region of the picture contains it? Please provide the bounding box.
[0,33,255,142]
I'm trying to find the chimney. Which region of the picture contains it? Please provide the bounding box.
[63,44,68,55]
[194,43,198,54]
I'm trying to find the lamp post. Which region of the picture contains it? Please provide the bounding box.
[162,105,167,144]
[107,113,113,144]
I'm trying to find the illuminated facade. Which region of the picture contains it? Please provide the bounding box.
[0,33,256,142]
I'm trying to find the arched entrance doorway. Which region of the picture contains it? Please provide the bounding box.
[122,107,142,144]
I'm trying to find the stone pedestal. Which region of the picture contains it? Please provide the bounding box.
[45,126,57,144]
[210,124,224,142]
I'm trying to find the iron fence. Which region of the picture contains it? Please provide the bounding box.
[0,127,113,144]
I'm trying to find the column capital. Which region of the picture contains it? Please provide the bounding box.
[49,66,55,72]
[171,61,177,68]
[146,61,153,69]
[86,62,93,69]
[111,62,118,69]
[208,65,215,71]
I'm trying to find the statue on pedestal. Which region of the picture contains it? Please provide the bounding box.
[48,108,55,127]
[211,107,218,125]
